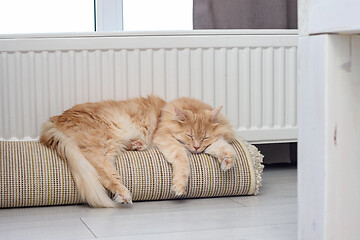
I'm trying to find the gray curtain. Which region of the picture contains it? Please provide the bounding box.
[193,0,297,29]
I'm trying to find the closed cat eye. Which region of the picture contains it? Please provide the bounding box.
[186,134,193,139]
[202,137,209,140]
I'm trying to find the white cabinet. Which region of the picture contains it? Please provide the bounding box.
[299,0,360,35]
[298,0,360,239]
[298,34,360,240]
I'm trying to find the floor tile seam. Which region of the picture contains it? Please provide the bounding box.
[226,197,247,206]
[0,204,248,224]
[221,200,298,209]
[87,223,298,239]
[81,203,298,223]
[0,216,88,225]
[80,217,97,238]
[230,202,297,207]
[80,205,249,220]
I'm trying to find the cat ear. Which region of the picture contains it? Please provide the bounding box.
[174,107,187,122]
[211,106,223,122]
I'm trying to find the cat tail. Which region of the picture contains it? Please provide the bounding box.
[40,121,116,208]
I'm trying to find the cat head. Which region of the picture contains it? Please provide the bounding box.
[169,105,227,154]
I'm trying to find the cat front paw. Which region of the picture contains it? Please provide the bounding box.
[172,183,187,196]
[113,190,133,204]
[127,139,147,151]
[220,152,235,171]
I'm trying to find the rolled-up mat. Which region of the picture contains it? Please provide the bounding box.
[0,137,263,208]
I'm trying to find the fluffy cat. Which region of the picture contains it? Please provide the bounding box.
[40,96,236,207]
[153,97,236,195]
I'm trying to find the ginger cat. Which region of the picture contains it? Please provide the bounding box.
[40,96,236,207]
[153,97,236,196]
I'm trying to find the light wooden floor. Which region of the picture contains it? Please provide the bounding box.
[0,164,297,240]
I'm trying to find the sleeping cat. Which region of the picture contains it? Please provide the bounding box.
[153,97,236,196]
[40,96,236,207]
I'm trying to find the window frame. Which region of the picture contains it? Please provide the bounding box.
[95,0,124,32]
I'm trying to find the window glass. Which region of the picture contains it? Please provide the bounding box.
[0,0,94,34]
[123,0,193,31]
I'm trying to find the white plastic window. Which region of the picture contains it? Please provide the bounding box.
[0,0,193,34]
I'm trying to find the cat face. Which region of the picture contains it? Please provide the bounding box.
[170,107,222,154]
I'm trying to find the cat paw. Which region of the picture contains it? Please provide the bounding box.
[113,191,133,204]
[172,184,187,196]
[130,139,146,151]
[220,152,235,171]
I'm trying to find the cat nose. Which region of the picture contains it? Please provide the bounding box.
[194,146,200,151]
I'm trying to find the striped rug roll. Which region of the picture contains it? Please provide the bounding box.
[0,138,263,208]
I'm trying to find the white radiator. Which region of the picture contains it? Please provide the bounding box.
[0,30,298,143]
